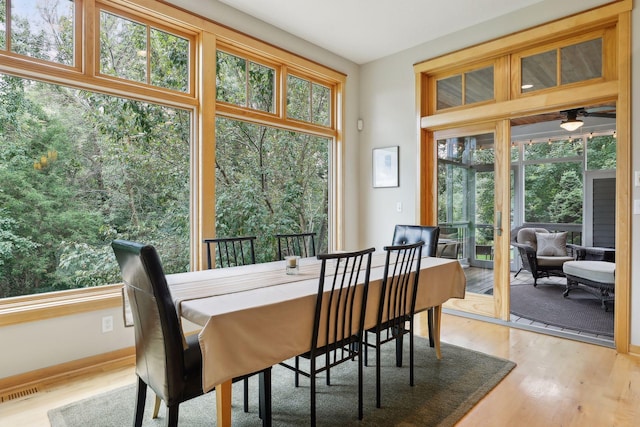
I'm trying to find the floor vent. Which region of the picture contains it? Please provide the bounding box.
[0,386,39,403]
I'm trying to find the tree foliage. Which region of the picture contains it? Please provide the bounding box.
[215,118,329,263]
[0,74,191,297]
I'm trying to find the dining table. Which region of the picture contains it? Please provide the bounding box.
[165,252,466,426]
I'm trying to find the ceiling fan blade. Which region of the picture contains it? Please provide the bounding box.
[583,112,616,118]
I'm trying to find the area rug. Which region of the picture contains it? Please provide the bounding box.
[48,338,515,427]
[510,283,614,337]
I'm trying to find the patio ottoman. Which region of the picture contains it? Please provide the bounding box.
[563,260,615,311]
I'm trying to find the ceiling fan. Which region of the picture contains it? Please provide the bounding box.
[560,106,616,131]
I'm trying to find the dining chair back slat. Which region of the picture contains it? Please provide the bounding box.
[203,236,256,269]
[275,232,316,260]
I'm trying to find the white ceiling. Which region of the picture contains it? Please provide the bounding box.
[217,0,547,64]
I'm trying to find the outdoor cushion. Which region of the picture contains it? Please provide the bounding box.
[535,232,568,256]
[537,255,574,267]
[516,227,547,251]
[563,260,615,285]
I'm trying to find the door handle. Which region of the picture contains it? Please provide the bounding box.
[495,211,503,236]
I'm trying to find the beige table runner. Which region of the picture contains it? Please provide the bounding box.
[122,253,388,327]
[170,253,389,309]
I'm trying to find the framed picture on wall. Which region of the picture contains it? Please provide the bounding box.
[372,146,399,188]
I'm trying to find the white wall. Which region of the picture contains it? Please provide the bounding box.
[358,0,638,345]
[0,307,133,378]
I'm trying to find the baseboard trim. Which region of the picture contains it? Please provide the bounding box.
[0,346,135,395]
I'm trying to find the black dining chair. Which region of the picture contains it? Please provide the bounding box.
[364,241,423,408]
[279,247,375,426]
[391,224,440,348]
[274,232,316,260]
[391,224,439,258]
[203,236,256,269]
[111,240,271,427]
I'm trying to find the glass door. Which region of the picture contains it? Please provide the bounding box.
[436,130,496,299]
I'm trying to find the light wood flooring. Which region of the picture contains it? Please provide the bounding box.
[1,311,638,426]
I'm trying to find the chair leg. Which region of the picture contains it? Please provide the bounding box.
[310,358,316,427]
[152,395,161,418]
[427,307,435,348]
[395,331,404,367]
[243,377,249,412]
[358,347,364,420]
[165,404,179,427]
[375,333,382,408]
[259,369,272,427]
[409,320,415,387]
[326,352,331,386]
[134,377,147,427]
[364,332,369,366]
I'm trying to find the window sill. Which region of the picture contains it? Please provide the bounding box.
[0,285,123,327]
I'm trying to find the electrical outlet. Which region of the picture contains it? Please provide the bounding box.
[102,315,114,333]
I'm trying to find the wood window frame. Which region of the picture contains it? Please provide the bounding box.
[431,59,498,113]
[95,2,198,97]
[285,71,335,129]
[1,0,84,72]
[215,44,282,118]
[510,28,613,99]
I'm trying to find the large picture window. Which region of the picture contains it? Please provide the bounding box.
[215,117,329,262]
[0,73,190,298]
[214,47,338,259]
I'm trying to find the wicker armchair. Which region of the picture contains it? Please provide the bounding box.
[511,227,574,287]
